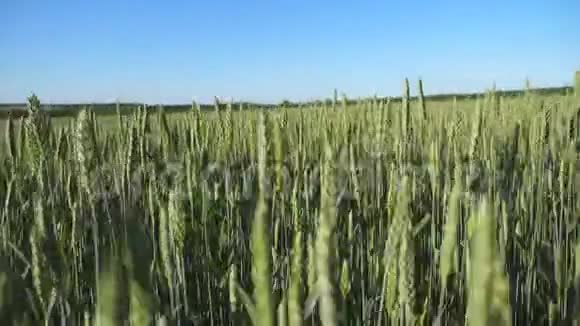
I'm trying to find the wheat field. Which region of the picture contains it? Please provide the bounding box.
[1,81,580,325]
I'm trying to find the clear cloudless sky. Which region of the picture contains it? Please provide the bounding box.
[1,0,579,104]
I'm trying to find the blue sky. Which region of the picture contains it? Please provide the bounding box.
[1,0,579,104]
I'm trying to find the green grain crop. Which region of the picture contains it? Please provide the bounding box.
[0,79,578,325]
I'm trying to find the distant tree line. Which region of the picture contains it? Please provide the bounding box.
[0,85,573,119]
